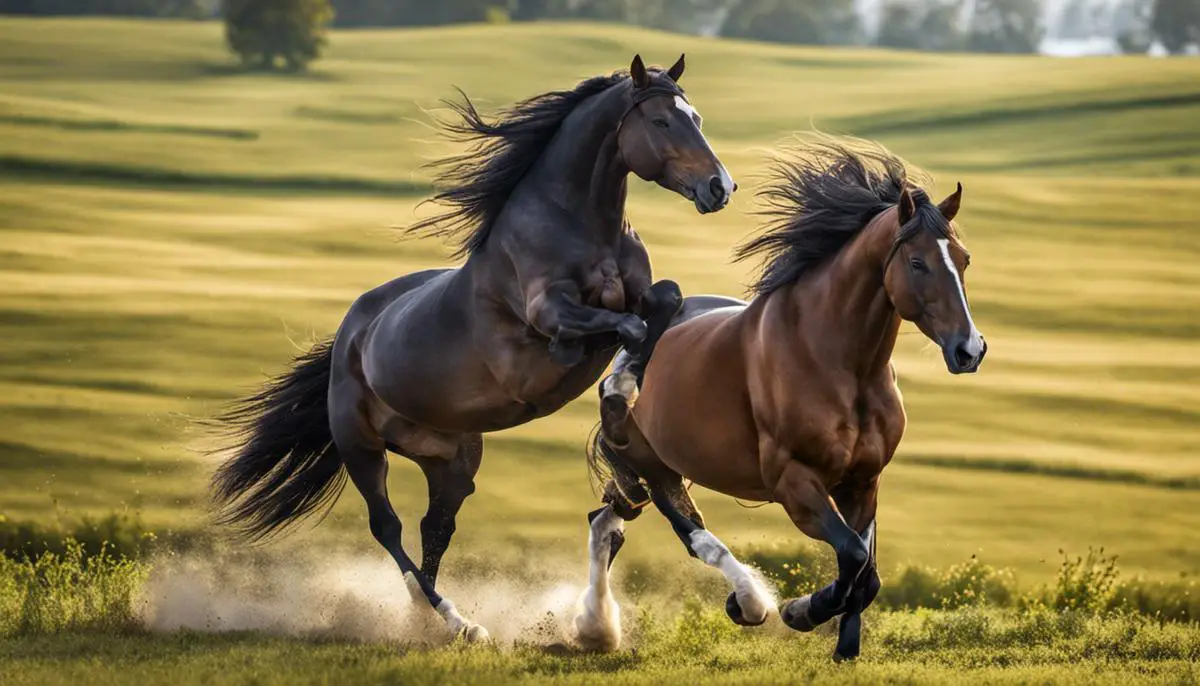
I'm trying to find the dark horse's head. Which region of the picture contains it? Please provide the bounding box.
[885,184,986,374]
[619,54,736,214]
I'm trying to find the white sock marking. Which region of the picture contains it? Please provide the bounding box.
[575,507,623,651]
[688,530,774,624]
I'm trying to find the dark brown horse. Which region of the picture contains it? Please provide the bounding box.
[577,139,986,660]
[210,55,735,641]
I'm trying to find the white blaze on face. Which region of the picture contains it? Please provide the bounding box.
[674,95,735,198]
[936,238,983,357]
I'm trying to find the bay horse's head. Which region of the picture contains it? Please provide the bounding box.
[618,54,736,214]
[884,184,987,374]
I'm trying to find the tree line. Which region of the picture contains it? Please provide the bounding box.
[2,0,1196,71]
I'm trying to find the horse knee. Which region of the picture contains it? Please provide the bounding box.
[837,538,870,574]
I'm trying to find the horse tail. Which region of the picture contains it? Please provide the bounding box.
[210,338,346,542]
[585,422,615,496]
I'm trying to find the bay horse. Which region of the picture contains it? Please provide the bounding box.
[210,55,735,641]
[577,140,986,660]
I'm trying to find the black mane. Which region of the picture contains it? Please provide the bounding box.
[405,72,629,258]
[735,138,944,296]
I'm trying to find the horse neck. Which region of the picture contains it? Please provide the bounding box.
[532,83,631,242]
[780,208,902,378]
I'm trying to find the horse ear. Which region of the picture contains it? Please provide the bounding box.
[630,54,649,90]
[938,182,963,221]
[898,187,916,225]
[666,53,685,82]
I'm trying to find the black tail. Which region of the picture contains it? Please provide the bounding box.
[210,338,346,542]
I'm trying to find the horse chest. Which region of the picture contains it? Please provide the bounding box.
[783,384,904,484]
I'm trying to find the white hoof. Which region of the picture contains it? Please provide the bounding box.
[459,621,491,643]
[436,598,490,643]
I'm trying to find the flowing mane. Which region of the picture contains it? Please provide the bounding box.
[405,72,629,258]
[735,138,949,296]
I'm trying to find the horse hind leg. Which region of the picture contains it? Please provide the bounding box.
[648,481,773,627]
[574,504,626,651]
[411,434,483,586]
[330,388,488,642]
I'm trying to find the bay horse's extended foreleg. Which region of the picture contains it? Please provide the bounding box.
[648,484,773,626]
[412,434,483,586]
[526,280,648,367]
[773,462,870,660]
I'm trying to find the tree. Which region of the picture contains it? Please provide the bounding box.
[1114,0,1154,54]
[876,0,963,51]
[223,0,333,71]
[1151,0,1200,54]
[966,0,1044,53]
[721,0,862,45]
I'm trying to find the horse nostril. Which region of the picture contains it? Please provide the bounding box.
[709,176,725,202]
[732,182,739,192]
[954,343,973,369]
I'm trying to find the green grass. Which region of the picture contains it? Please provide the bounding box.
[0,16,1198,683]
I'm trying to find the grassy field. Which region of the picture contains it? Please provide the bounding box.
[1,17,1199,684]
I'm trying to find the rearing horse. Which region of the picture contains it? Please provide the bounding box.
[579,139,986,660]
[210,55,735,640]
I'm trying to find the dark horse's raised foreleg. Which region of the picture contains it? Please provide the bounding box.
[528,280,649,367]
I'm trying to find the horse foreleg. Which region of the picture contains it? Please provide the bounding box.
[648,484,773,626]
[773,462,869,660]
[526,281,647,366]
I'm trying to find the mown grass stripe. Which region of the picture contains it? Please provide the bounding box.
[0,114,258,140]
[905,454,1200,491]
[0,155,431,196]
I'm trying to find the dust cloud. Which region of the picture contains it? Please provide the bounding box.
[138,550,589,646]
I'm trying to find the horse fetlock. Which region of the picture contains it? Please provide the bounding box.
[574,590,622,652]
[436,599,490,643]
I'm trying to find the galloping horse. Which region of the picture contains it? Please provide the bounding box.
[577,140,986,660]
[211,55,735,640]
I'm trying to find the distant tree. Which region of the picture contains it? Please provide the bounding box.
[876,0,963,51]
[721,0,862,45]
[0,0,203,15]
[1151,0,1200,54]
[510,0,573,21]
[966,0,1044,53]
[1114,0,1154,53]
[223,0,333,71]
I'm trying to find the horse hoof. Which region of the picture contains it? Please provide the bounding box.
[459,622,491,643]
[726,592,767,627]
[832,649,857,664]
[780,596,817,632]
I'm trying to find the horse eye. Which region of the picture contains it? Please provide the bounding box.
[653,119,669,129]
[909,258,928,273]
